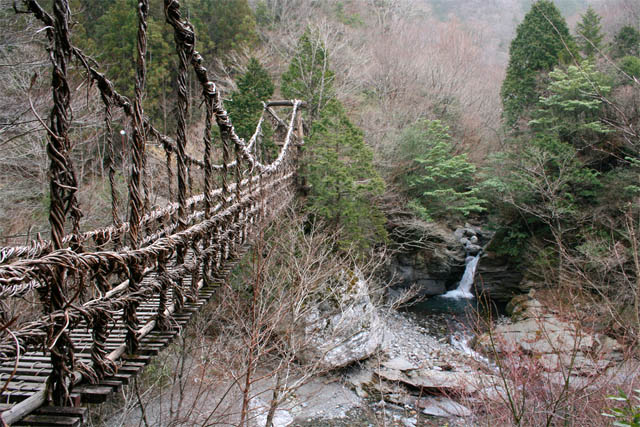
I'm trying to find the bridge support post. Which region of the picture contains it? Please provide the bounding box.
[124,261,143,354]
[35,0,81,406]
[156,252,171,331]
[45,269,75,406]
[91,307,115,379]
[188,237,201,302]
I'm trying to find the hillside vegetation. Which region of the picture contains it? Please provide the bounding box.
[1,0,639,423]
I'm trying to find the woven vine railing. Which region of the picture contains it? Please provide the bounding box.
[0,0,304,423]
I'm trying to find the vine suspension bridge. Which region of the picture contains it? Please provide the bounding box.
[0,1,305,424]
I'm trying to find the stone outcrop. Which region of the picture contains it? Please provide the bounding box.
[388,221,466,297]
[344,311,502,421]
[374,363,489,395]
[477,291,624,381]
[388,220,525,300]
[475,251,526,301]
[292,273,383,370]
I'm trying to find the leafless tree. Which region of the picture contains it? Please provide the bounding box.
[94,211,385,426]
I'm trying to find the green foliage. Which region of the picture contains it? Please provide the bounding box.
[281,28,384,250]
[305,100,386,251]
[189,0,257,54]
[334,2,364,26]
[575,6,603,57]
[254,1,273,27]
[598,157,640,209]
[603,389,640,426]
[89,0,173,119]
[621,55,640,78]
[227,58,275,157]
[483,134,601,259]
[490,223,532,258]
[70,0,113,36]
[501,0,576,126]
[92,0,138,95]
[529,62,612,150]
[613,26,640,58]
[281,28,335,120]
[398,119,486,221]
[183,1,216,56]
[73,0,256,121]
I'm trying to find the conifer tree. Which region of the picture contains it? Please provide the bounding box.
[575,6,603,58]
[282,30,385,249]
[306,100,386,250]
[612,26,640,58]
[281,28,335,121]
[529,61,611,152]
[191,0,258,54]
[227,58,275,141]
[501,0,576,127]
[398,120,486,221]
[227,58,275,159]
[92,0,173,119]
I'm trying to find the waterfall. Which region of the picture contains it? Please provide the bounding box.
[442,254,481,299]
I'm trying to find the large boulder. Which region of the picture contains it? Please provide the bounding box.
[477,292,624,379]
[388,219,527,301]
[292,273,383,370]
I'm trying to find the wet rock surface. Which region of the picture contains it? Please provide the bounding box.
[475,251,526,301]
[388,221,526,302]
[259,308,489,426]
[338,311,494,425]
[387,221,466,298]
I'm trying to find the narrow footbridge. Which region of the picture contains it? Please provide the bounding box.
[0,1,304,424]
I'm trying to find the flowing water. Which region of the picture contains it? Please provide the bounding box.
[406,253,505,364]
[442,254,481,299]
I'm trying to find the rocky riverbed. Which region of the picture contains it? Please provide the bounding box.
[277,309,494,427]
[286,292,635,427]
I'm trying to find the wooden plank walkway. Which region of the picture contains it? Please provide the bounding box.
[1,246,249,426]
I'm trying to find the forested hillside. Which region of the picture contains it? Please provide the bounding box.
[1,0,640,424]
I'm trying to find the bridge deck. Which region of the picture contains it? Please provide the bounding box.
[1,246,248,426]
[0,2,304,425]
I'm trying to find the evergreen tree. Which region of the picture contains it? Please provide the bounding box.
[281,28,335,121]
[93,0,138,95]
[487,60,609,259]
[227,58,274,140]
[575,6,603,58]
[190,0,258,54]
[612,26,640,58]
[529,62,611,153]
[483,134,601,260]
[620,55,640,78]
[91,0,173,119]
[281,30,385,249]
[227,58,275,158]
[398,120,486,222]
[501,0,576,127]
[306,100,386,250]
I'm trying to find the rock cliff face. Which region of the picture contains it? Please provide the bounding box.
[475,251,526,301]
[388,222,466,297]
[388,221,525,301]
